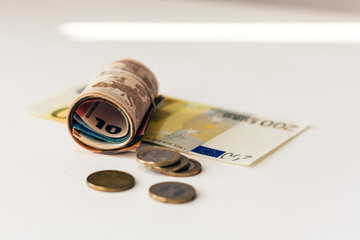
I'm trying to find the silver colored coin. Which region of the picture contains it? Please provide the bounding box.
[136,147,181,167]
[149,182,196,203]
[147,155,190,173]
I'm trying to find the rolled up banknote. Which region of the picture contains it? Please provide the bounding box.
[66,58,159,153]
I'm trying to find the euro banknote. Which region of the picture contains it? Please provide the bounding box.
[27,86,308,166]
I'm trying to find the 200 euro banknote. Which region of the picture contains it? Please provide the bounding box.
[27,85,308,166]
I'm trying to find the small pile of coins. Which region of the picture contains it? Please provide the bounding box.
[86,147,201,204]
[136,147,202,177]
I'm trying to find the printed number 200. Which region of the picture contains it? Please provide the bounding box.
[95,117,122,134]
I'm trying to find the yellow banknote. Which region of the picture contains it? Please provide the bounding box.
[27,85,308,166]
[143,97,308,165]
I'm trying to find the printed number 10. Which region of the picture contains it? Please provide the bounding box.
[95,117,122,134]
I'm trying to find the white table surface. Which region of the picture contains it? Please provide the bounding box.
[1,0,360,239]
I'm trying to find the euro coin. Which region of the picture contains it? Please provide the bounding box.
[136,147,181,167]
[162,159,201,177]
[149,182,196,203]
[147,155,190,173]
[87,170,135,192]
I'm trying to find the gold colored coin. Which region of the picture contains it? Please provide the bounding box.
[87,170,135,192]
[149,182,196,204]
[162,159,202,177]
[136,147,181,167]
[147,155,190,173]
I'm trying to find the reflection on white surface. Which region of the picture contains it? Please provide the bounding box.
[61,22,360,42]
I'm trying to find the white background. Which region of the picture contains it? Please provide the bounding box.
[1,0,360,239]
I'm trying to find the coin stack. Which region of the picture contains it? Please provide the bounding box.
[136,147,202,177]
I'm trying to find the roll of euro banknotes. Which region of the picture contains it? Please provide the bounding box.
[67,58,159,153]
